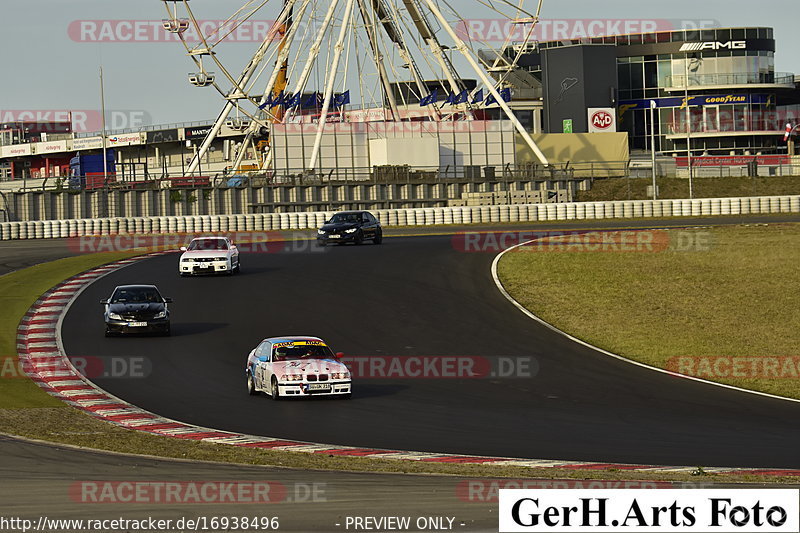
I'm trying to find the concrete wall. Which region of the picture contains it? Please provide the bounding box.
[1,195,797,241]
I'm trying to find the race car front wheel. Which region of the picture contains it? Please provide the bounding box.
[247,372,257,396]
[270,378,281,400]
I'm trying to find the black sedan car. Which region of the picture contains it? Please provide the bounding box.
[317,210,383,246]
[101,285,172,336]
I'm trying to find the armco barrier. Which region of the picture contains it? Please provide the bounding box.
[0,195,799,240]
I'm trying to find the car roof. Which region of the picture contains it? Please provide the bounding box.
[334,210,369,215]
[114,284,158,290]
[191,236,228,241]
[262,336,325,344]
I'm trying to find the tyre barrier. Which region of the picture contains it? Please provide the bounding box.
[1,195,799,240]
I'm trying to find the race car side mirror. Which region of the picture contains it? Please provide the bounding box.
[99,299,108,305]
[180,246,187,252]
[164,297,173,303]
[335,352,344,359]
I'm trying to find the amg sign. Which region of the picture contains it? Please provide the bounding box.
[679,40,746,51]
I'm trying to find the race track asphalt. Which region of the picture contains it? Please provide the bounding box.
[59,217,800,469]
[0,434,499,532]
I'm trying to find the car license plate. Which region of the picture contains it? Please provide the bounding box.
[328,234,340,239]
[308,383,331,392]
[128,322,147,327]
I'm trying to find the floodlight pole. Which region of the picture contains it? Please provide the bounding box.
[650,99,657,200]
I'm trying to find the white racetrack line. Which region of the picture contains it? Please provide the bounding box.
[490,238,800,405]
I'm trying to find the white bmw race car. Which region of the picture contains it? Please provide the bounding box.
[245,336,352,400]
[179,236,240,276]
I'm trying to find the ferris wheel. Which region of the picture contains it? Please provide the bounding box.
[160,0,548,174]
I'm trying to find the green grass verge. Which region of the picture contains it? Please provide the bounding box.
[1,236,799,483]
[577,176,800,202]
[497,223,800,399]
[0,252,139,408]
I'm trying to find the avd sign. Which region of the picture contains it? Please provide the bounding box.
[588,108,616,133]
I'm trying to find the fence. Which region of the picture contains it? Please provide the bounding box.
[1,195,797,241]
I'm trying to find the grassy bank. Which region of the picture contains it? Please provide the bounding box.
[577,176,800,202]
[497,223,800,398]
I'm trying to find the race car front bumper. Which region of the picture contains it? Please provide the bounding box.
[278,380,351,397]
[179,260,229,275]
[105,318,170,335]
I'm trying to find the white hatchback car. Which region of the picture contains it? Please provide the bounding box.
[245,337,352,400]
[179,236,240,276]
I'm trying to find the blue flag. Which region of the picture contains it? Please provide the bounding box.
[302,92,319,109]
[285,92,302,108]
[454,90,469,105]
[419,89,438,106]
[444,92,457,105]
[333,90,351,107]
[471,89,484,104]
[258,93,275,110]
[500,88,512,102]
[270,92,285,109]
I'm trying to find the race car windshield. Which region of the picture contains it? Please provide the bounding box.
[188,239,228,251]
[328,213,361,224]
[110,288,162,304]
[273,344,335,361]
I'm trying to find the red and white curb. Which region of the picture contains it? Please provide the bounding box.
[14,253,800,476]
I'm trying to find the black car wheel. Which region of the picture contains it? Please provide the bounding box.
[270,378,281,400]
[104,328,114,338]
[373,230,383,245]
[162,324,171,337]
[353,231,364,245]
[247,372,258,396]
[317,239,327,247]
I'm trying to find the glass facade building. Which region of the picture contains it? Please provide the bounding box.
[511,27,799,156]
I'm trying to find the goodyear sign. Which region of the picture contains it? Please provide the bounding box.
[619,94,769,114]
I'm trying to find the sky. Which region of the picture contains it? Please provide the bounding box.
[1,0,797,133]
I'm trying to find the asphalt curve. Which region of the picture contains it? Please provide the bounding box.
[62,222,800,468]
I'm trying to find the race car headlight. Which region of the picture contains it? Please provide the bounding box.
[215,257,226,262]
[280,374,303,381]
[154,311,166,319]
[108,313,122,320]
[344,228,357,233]
[317,229,326,235]
[332,372,350,380]
[181,257,194,263]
